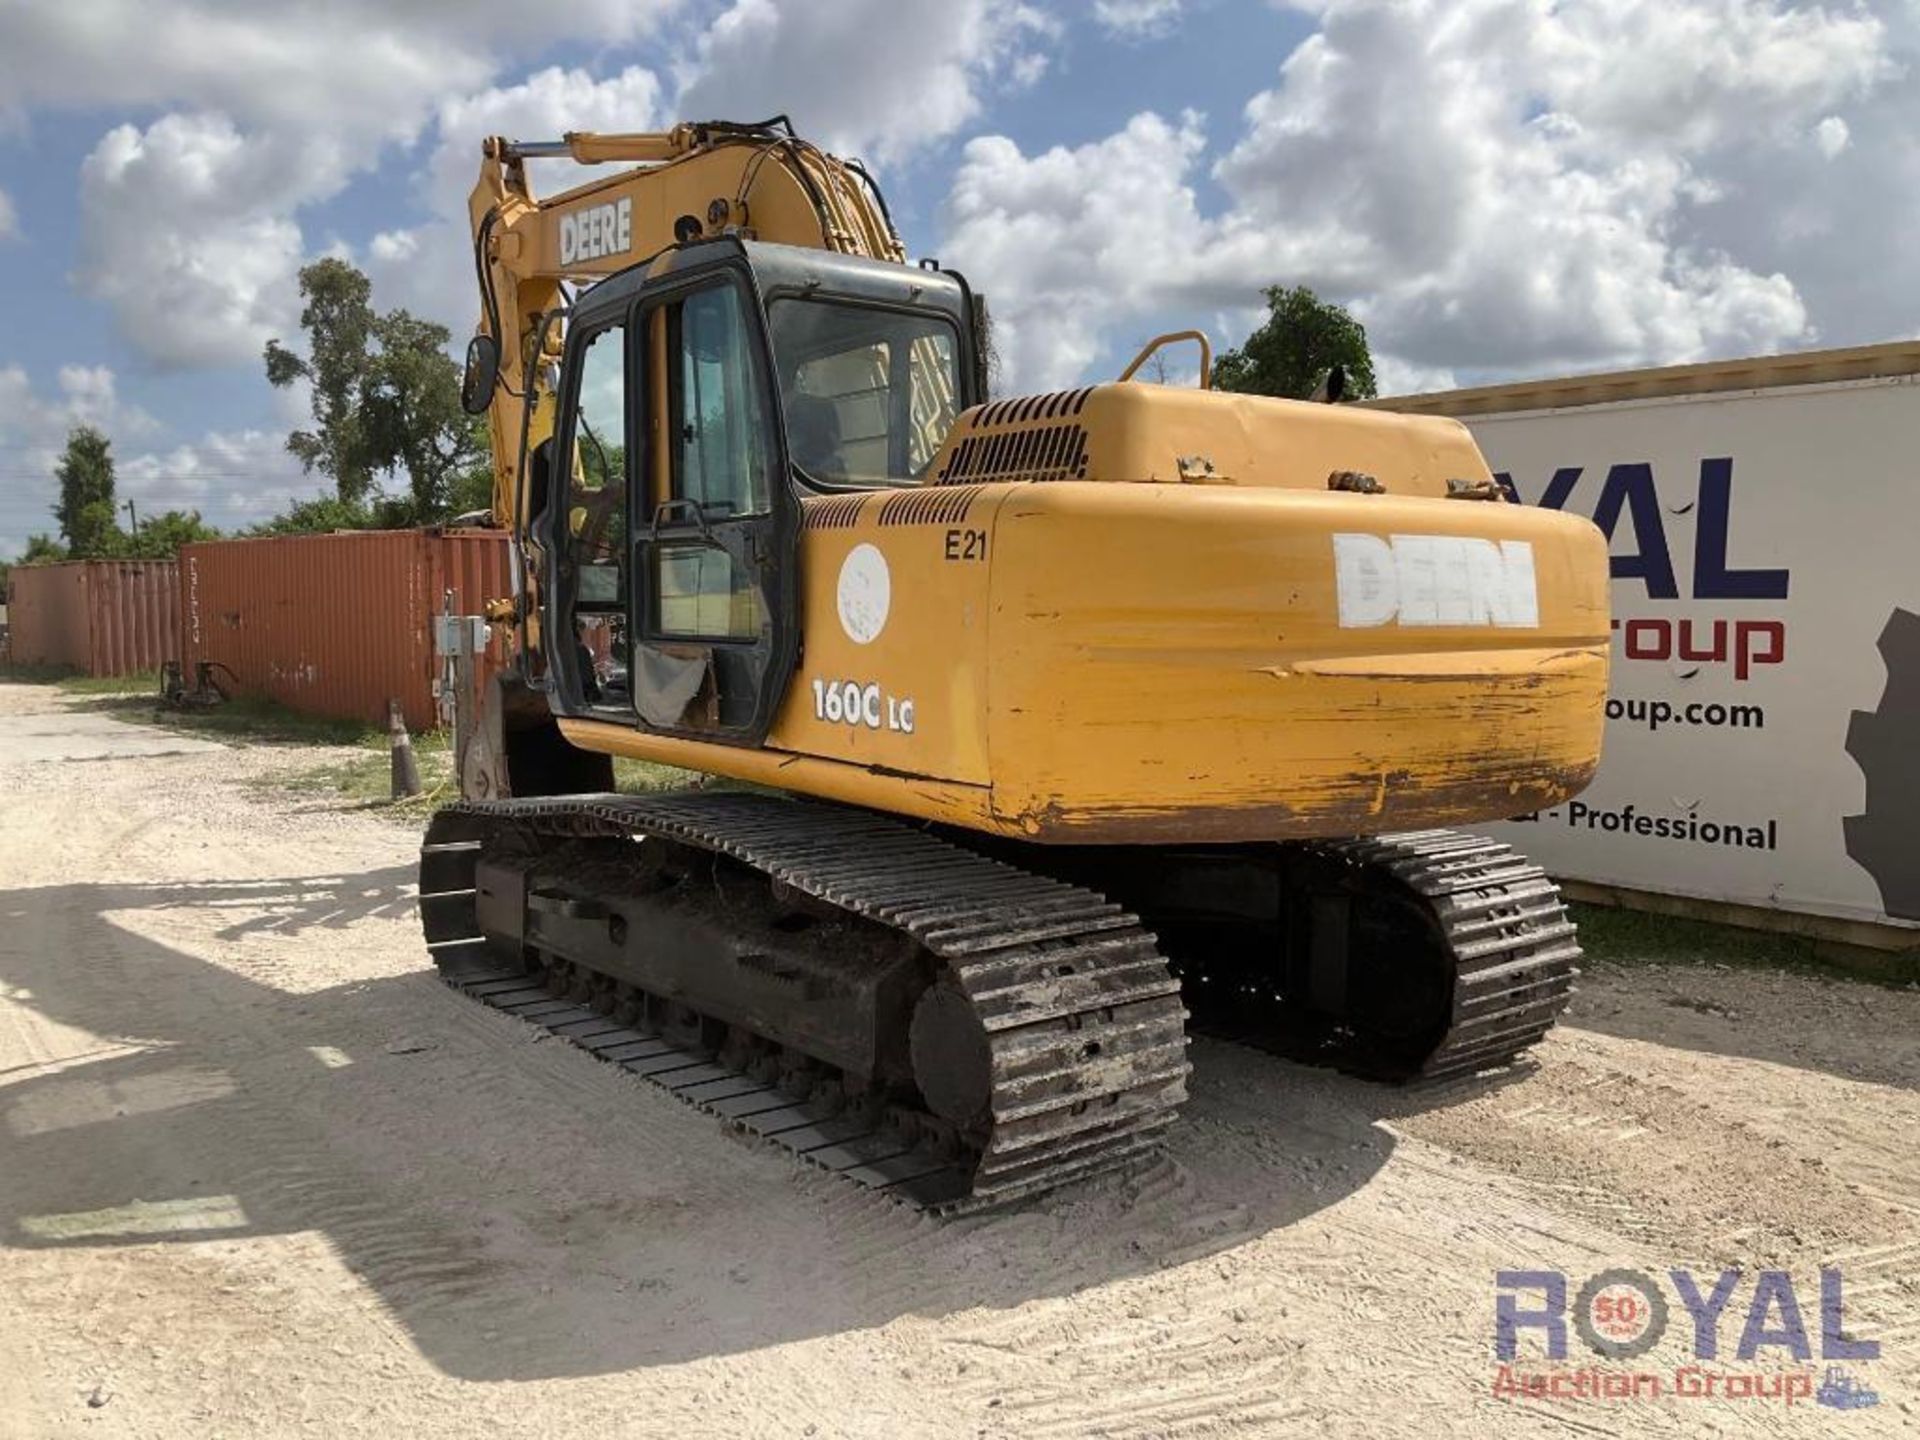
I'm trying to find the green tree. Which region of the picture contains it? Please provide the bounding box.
[1213,286,1377,402]
[266,259,377,501]
[124,509,219,559]
[250,491,425,535]
[265,258,487,519]
[444,414,496,519]
[362,311,489,517]
[53,426,121,557]
[251,493,376,535]
[4,534,66,605]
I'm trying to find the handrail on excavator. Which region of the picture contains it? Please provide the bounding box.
[1118,330,1213,389]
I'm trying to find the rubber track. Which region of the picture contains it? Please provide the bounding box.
[419,791,1191,1214]
[1313,829,1581,1081]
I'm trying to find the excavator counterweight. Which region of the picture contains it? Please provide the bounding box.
[418,118,1610,1211]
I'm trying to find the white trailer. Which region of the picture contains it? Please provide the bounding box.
[1381,341,1920,942]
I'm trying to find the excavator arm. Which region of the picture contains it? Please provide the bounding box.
[464,118,906,531]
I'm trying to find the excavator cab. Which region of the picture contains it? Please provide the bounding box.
[533,237,982,743]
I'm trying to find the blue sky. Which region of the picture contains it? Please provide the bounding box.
[1,0,1914,559]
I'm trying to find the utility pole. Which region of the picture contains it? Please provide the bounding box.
[122,498,138,535]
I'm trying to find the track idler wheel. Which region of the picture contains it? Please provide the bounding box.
[1302,832,1581,1082]
[1324,877,1456,1075]
[909,978,993,1126]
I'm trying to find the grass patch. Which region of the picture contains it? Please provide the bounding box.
[273,725,698,820]
[68,691,378,747]
[0,662,82,684]
[279,729,456,817]
[0,665,154,691]
[1,667,372,745]
[1572,902,1817,971]
[614,757,699,792]
[16,670,704,813]
[1571,900,1920,988]
[282,743,699,820]
[58,670,160,696]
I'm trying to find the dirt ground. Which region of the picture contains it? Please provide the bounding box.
[1,681,1915,1438]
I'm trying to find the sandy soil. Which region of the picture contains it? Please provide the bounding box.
[1,680,1915,1437]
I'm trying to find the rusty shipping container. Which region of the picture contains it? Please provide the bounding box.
[5,560,180,676]
[179,530,512,730]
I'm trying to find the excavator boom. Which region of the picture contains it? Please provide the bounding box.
[467,117,907,530]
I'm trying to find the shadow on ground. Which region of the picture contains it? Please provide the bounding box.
[0,866,1528,1383]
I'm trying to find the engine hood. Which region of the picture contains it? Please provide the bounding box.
[926,382,1495,501]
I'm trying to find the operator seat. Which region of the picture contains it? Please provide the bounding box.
[786,392,844,480]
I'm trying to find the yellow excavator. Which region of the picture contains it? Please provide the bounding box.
[419,117,1610,1211]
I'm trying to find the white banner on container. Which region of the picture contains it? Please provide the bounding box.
[1466,374,1919,929]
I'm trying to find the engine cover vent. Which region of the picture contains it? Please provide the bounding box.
[799,493,871,530]
[935,389,1095,486]
[877,484,984,527]
[938,424,1090,485]
[971,387,1095,428]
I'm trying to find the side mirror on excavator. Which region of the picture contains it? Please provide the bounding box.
[1311,364,1348,404]
[462,334,502,416]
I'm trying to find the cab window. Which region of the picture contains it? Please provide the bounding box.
[674,285,771,516]
[650,283,771,643]
[562,320,629,701]
[768,299,961,486]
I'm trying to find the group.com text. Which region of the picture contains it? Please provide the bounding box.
[1607,696,1765,734]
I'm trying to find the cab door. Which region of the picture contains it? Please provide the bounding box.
[628,255,800,742]
[540,303,636,719]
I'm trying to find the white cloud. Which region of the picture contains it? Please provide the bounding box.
[367,64,666,333]
[0,362,314,557]
[945,0,1909,394]
[76,113,313,369]
[54,365,160,440]
[16,0,1917,434]
[944,112,1211,390]
[368,230,422,267]
[37,0,1048,371]
[1093,0,1183,40]
[1520,0,1889,152]
[1815,114,1851,158]
[0,365,163,556]
[426,65,667,219]
[1371,353,1459,399]
[370,0,1055,339]
[0,186,16,241]
[0,2,665,135]
[117,430,313,533]
[1009,51,1051,88]
[678,0,1054,167]
[0,363,157,451]
[2,1,679,370]
[1208,0,1890,374]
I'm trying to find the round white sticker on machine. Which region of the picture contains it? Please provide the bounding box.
[836,543,892,645]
